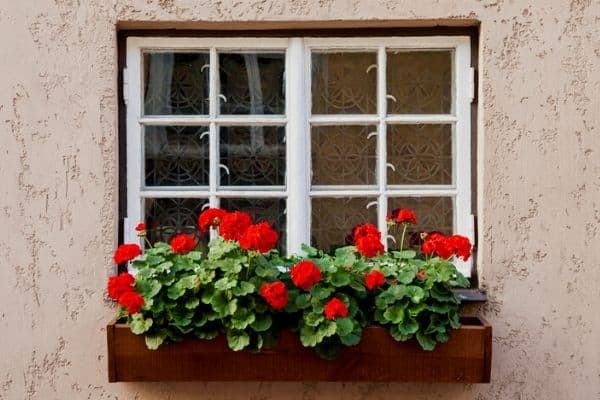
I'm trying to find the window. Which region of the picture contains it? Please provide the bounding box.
[124,36,474,275]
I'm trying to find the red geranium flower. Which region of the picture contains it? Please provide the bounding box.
[107,272,135,300]
[170,233,197,254]
[239,222,279,253]
[323,298,349,320]
[113,243,142,264]
[352,223,380,243]
[260,281,288,310]
[421,233,454,259]
[219,211,253,241]
[118,291,145,314]
[364,270,386,290]
[198,208,227,233]
[388,208,417,224]
[290,260,322,291]
[355,234,384,258]
[135,223,146,231]
[448,234,472,261]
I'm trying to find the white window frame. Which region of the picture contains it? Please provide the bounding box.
[124,36,474,276]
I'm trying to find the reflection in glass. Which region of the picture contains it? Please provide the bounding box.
[311,125,377,186]
[387,50,452,114]
[312,52,377,114]
[387,197,453,250]
[219,126,286,187]
[219,53,285,115]
[144,52,210,115]
[144,198,209,245]
[311,197,377,253]
[387,124,452,185]
[144,126,210,187]
[220,198,287,253]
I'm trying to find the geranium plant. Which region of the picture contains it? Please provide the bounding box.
[107,208,471,359]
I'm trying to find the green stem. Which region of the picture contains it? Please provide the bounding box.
[399,224,408,252]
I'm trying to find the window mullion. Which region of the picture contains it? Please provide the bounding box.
[286,38,310,255]
[209,47,218,207]
[377,46,388,249]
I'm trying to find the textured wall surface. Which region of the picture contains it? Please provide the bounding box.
[1,0,599,399]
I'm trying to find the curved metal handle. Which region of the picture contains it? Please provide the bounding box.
[386,94,397,103]
[201,64,210,72]
[386,163,396,172]
[367,131,378,140]
[219,94,227,103]
[366,64,377,74]
[366,201,378,210]
[387,235,397,244]
[219,163,230,175]
[199,131,210,140]
[201,202,211,211]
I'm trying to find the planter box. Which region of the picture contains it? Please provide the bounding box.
[107,316,491,383]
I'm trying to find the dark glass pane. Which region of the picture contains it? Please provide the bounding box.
[387,124,452,185]
[387,197,453,250]
[219,53,285,115]
[144,126,209,187]
[219,126,286,186]
[220,198,287,253]
[312,52,377,114]
[311,197,377,253]
[144,198,209,246]
[144,52,209,115]
[311,125,377,186]
[387,50,452,114]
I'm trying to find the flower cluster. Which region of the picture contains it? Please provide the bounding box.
[107,206,473,356]
[421,232,472,261]
[107,272,144,314]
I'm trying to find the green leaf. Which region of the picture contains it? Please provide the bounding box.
[129,314,153,335]
[145,332,167,350]
[392,250,417,259]
[232,281,255,296]
[250,314,272,332]
[226,330,250,351]
[195,329,219,341]
[208,238,238,261]
[335,318,354,337]
[339,332,361,346]
[416,332,436,351]
[311,286,333,301]
[398,318,419,336]
[215,276,237,291]
[185,297,200,310]
[383,304,405,324]
[300,325,318,347]
[301,243,319,257]
[408,303,427,317]
[405,285,426,303]
[167,283,185,300]
[187,251,203,260]
[430,285,455,302]
[330,271,351,287]
[317,320,337,339]
[436,331,449,343]
[448,308,461,329]
[427,303,451,313]
[397,265,417,284]
[135,279,162,299]
[389,325,411,342]
[231,308,256,330]
[304,311,324,327]
[295,293,311,309]
[255,263,279,279]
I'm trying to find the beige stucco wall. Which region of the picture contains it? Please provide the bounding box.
[1,0,599,399]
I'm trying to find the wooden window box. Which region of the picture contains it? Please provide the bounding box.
[107,316,491,383]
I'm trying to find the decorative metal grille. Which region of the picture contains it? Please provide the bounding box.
[387,50,452,114]
[144,125,210,187]
[219,53,285,115]
[144,198,209,244]
[219,126,286,186]
[143,52,210,115]
[387,124,452,185]
[311,197,377,253]
[311,125,377,186]
[311,52,377,114]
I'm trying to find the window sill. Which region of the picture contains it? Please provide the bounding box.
[107,316,491,383]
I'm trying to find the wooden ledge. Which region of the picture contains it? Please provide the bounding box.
[108,316,491,383]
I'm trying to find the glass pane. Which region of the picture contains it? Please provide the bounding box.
[312,52,377,114]
[311,197,377,253]
[387,197,453,250]
[219,126,286,186]
[220,198,287,253]
[144,52,209,115]
[387,124,452,185]
[144,126,209,187]
[219,53,285,115]
[144,198,209,246]
[311,125,377,186]
[387,50,452,114]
